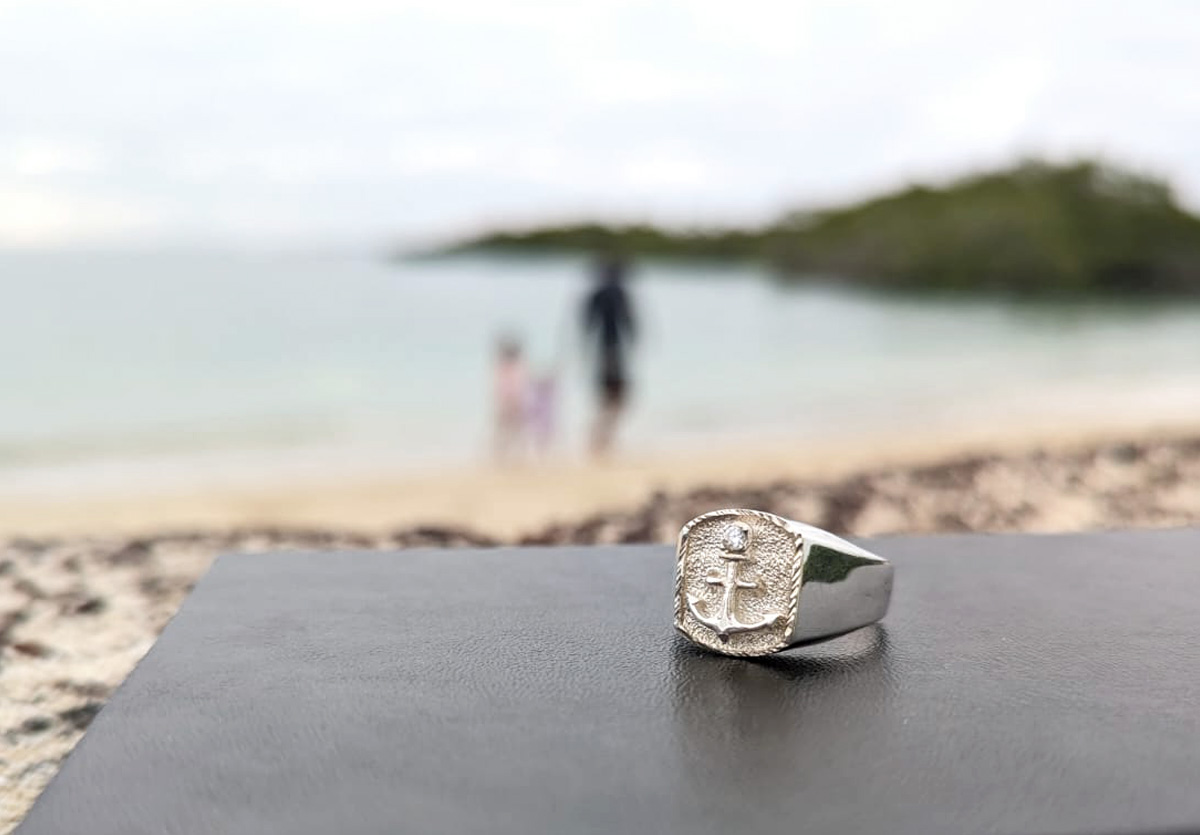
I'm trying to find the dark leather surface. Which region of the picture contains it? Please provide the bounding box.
[16,530,1200,835]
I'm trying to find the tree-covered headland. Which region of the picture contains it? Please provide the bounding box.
[440,160,1200,295]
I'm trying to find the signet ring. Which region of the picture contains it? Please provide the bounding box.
[674,509,893,657]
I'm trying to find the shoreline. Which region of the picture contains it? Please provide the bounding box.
[3,413,1200,540]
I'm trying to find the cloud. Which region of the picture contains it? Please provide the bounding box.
[2,0,1200,247]
[1,139,104,178]
[0,186,159,247]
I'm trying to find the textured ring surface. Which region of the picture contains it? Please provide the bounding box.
[674,509,892,657]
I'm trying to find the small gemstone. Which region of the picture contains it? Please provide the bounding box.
[722,524,749,552]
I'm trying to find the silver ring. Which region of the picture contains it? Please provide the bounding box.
[674,509,893,657]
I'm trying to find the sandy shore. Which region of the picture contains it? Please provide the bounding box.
[5,415,1200,541]
[4,420,1200,831]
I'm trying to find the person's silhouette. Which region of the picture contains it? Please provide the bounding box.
[582,255,637,456]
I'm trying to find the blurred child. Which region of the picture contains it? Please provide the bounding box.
[527,368,558,455]
[493,336,527,462]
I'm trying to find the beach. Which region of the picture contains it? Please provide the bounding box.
[5,420,1200,830]
[0,431,1164,542]
[6,412,1200,541]
[6,252,1200,830]
[8,3,1200,828]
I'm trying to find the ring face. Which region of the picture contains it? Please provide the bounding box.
[675,509,804,657]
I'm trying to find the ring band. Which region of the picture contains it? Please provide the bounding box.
[674,509,893,657]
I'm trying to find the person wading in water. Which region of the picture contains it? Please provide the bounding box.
[581,255,637,457]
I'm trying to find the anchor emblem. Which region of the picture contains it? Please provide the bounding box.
[686,522,782,641]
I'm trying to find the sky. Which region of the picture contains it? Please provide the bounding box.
[2,0,1200,250]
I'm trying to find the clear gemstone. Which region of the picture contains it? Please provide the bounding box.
[722,524,749,552]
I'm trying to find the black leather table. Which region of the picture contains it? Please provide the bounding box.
[16,530,1200,835]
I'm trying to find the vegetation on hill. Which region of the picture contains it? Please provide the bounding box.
[440,160,1200,294]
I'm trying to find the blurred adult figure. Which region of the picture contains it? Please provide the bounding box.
[582,255,637,456]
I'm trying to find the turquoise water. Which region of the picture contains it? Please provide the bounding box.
[3,250,1200,492]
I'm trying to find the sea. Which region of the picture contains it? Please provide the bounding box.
[4,249,1200,496]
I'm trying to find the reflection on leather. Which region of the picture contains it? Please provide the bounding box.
[669,627,897,821]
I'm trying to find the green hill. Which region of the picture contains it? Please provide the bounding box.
[440,160,1200,295]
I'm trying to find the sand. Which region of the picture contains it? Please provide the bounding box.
[5,414,1200,541]
[4,418,1200,831]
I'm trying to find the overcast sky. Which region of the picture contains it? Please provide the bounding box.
[2,0,1199,250]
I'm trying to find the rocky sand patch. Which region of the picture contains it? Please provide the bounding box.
[5,435,1200,830]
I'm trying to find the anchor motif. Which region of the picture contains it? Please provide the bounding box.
[687,524,782,640]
